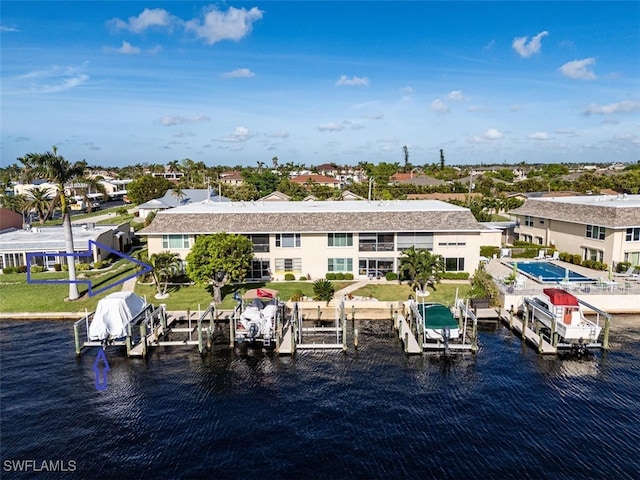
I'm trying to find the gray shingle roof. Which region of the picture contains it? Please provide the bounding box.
[510,195,640,228]
[139,200,493,234]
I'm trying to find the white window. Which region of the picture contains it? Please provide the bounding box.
[275,258,302,272]
[586,225,605,240]
[328,258,353,272]
[445,257,465,272]
[328,233,353,247]
[162,235,190,249]
[625,228,640,242]
[275,233,301,248]
[524,216,534,227]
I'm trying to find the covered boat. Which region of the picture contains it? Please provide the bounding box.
[415,302,460,341]
[235,288,281,347]
[89,291,147,341]
[527,288,601,343]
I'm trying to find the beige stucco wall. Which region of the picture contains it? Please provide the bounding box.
[515,215,629,265]
[146,229,502,281]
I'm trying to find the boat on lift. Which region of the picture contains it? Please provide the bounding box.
[526,288,602,346]
[234,288,283,348]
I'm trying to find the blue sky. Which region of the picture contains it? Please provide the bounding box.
[1,1,639,168]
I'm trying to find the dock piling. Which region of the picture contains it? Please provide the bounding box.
[602,316,611,350]
[74,323,81,355]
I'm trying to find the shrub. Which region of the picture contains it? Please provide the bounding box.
[93,260,112,269]
[325,272,337,280]
[334,272,345,280]
[17,266,27,273]
[313,278,335,304]
[299,276,308,281]
[53,263,62,271]
[469,266,499,307]
[290,289,304,301]
[30,265,45,273]
[480,246,500,258]
[616,261,632,273]
[2,267,17,274]
[343,273,354,280]
[284,273,296,281]
[441,272,470,280]
[76,263,91,271]
[385,272,398,281]
[572,254,582,265]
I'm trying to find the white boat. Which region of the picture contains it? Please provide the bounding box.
[235,288,281,347]
[89,291,147,342]
[527,288,601,344]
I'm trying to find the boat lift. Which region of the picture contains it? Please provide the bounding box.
[74,304,220,358]
[295,300,349,352]
[519,296,611,354]
[394,299,478,354]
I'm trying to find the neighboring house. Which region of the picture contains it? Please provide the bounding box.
[99,179,133,201]
[0,222,132,271]
[220,171,244,186]
[510,194,640,266]
[0,208,23,231]
[13,180,59,197]
[137,188,229,219]
[259,191,291,202]
[315,163,339,177]
[139,200,502,281]
[291,174,341,189]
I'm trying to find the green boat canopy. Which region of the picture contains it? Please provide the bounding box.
[417,303,458,329]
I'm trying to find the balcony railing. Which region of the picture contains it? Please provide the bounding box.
[358,242,395,252]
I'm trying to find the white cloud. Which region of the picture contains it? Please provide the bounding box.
[15,65,89,94]
[447,90,465,101]
[220,126,253,142]
[221,68,255,78]
[109,8,175,33]
[185,6,263,45]
[335,75,369,87]
[1,25,19,32]
[476,128,503,141]
[559,58,596,80]
[485,128,503,139]
[582,99,640,115]
[159,115,210,126]
[512,31,548,58]
[318,122,345,132]
[103,41,141,55]
[529,132,549,140]
[429,99,449,114]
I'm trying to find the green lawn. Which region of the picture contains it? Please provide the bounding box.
[351,282,471,305]
[0,260,139,313]
[0,266,471,313]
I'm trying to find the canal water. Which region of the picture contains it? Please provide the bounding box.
[1,318,639,479]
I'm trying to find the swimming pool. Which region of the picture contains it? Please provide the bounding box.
[509,261,594,283]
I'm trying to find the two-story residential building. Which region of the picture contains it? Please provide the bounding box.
[139,200,501,280]
[510,194,640,267]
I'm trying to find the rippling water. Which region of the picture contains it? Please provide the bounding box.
[1,318,639,479]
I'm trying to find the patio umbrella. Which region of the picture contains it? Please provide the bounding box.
[608,264,614,281]
[564,267,570,283]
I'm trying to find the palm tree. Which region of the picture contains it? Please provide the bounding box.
[25,187,54,224]
[20,146,86,300]
[171,184,186,206]
[399,246,445,293]
[149,252,181,298]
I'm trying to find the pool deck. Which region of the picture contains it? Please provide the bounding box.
[485,258,640,314]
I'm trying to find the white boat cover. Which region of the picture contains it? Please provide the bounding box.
[89,292,147,341]
[239,304,278,336]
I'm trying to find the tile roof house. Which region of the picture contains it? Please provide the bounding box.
[139,199,501,281]
[510,194,640,267]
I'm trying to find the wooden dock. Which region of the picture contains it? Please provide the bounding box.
[500,312,556,354]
